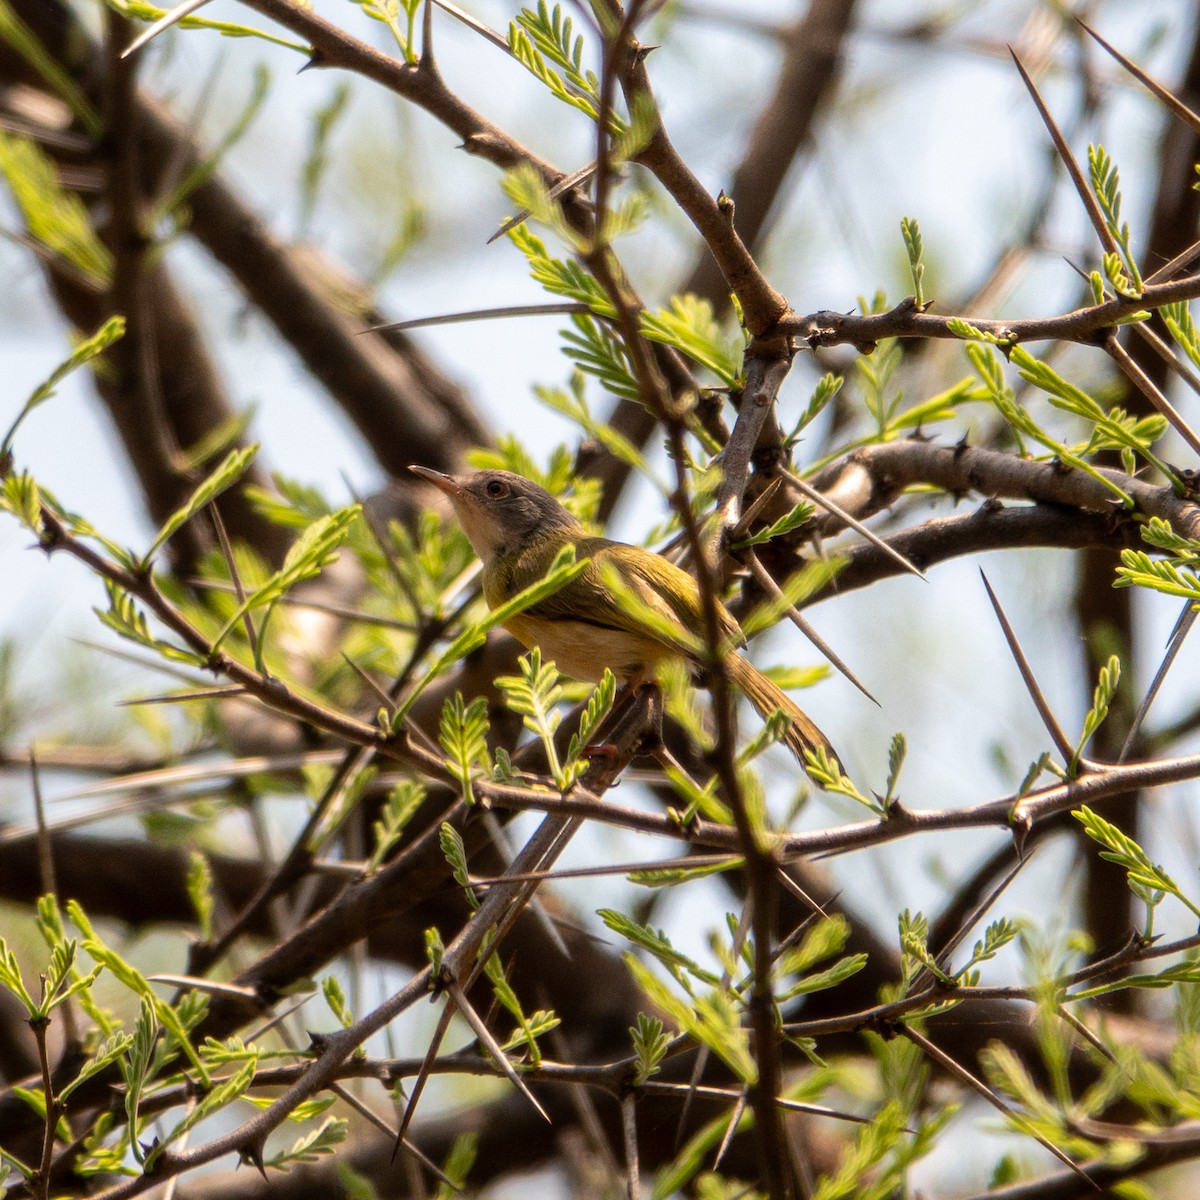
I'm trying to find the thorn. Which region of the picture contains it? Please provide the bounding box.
[238,1138,269,1181]
[1010,813,1032,860]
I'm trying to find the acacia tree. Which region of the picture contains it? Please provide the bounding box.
[2,1,1200,1197]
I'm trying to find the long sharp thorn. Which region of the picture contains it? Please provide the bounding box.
[447,981,550,1123]
[1009,48,1119,260]
[392,1000,455,1161]
[1078,19,1200,138]
[782,468,926,581]
[1119,602,1197,763]
[980,571,1074,763]
[122,0,213,58]
[901,1024,1098,1188]
[745,550,878,705]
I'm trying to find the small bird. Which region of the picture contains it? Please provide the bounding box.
[409,466,835,766]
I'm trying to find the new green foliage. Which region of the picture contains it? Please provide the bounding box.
[508,2,615,128]
[439,692,490,805]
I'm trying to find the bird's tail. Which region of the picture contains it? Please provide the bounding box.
[725,653,837,768]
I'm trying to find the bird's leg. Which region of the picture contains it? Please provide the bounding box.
[579,679,663,762]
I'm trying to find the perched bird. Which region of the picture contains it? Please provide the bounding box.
[409,466,835,765]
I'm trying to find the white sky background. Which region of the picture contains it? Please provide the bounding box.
[2,10,1200,1182]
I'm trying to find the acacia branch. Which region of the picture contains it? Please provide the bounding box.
[782,275,1200,351]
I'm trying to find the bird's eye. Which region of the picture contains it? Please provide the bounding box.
[485,479,509,498]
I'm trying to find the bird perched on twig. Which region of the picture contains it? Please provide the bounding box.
[409,466,836,766]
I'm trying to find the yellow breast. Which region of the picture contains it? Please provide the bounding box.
[503,612,674,684]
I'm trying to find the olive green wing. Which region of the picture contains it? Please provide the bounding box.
[526,537,741,652]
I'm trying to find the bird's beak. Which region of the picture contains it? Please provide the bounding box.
[409,464,462,497]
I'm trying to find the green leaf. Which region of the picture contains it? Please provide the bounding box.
[1008,346,1172,484]
[509,225,614,313]
[435,1132,477,1198]
[612,89,658,164]
[883,732,906,808]
[1116,549,1200,603]
[95,580,208,668]
[122,997,158,1161]
[440,822,477,910]
[625,956,756,1084]
[1074,806,1200,919]
[211,505,362,650]
[69,900,211,1085]
[778,953,868,1001]
[776,916,851,977]
[628,857,742,888]
[732,500,815,548]
[0,472,42,535]
[0,133,110,284]
[507,2,617,128]
[322,975,354,1029]
[598,909,719,987]
[640,295,742,386]
[968,344,1137,501]
[1088,144,1143,294]
[107,0,308,52]
[761,664,830,691]
[368,780,426,871]
[2,317,125,460]
[900,216,925,306]
[147,1059,257,1168]
[349,0,421,60]
[496,648,569,787]
[556,319,643,403]
[483,947,554,1065]
[392,543,587,729]
[630,1012,669,1086]
[1162,302,1200,372]
[566,668,616,764]
[142,445,259,567]
[0,939,35,1013]
[949,317,1010,345]
[799,746,877,811]
[884,375,980,434]
[439,693,490,805]
[958,918,1021,978]
[898,909,949,985]
[1072,655,1119,771]
[776,916,868,1001]
[60,1033,135,1103]
[497,1007,559,1058]
[1070,958,1200,1000]
[186,852,215,943]
[786,372,843,442]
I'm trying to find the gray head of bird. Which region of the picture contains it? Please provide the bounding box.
[408,466,580,561]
